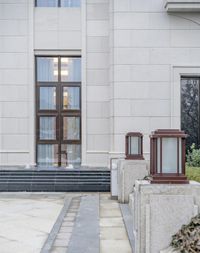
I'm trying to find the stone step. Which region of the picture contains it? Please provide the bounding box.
[0,180,110,184]
[1,184,110,192]
[0,170,111,192]
[0,175,110,178]
[0,172,110,175]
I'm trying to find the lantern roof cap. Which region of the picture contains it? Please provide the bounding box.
[126,132,143,137]
[150,129,187,138]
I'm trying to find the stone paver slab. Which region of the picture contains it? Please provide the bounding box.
[54,239,69,247]
[100,227,128,240]
[100,209,121,217]
[100,240,132,253]
[51,247,67,253]
[100,217,124,227]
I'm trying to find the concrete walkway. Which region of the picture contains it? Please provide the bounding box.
[0,193,132,253]
[67,195,99,253]
[0,193,66,253]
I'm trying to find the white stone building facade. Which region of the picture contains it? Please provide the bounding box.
[0,0,200,168]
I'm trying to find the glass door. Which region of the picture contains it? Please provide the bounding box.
[36,56,81,167]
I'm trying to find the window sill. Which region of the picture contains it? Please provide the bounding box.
[165,0,200,12]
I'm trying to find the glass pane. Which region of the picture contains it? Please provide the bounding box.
[39,117,56,140]
[181,77,199,150]
[37,144,58,166]
[63,87,80,110]
[39,87,56,110]
[162,138,177,173]
[128,136,139,155]
[61,0,81,7]
[37,57,58,82]
[138,138,142,155]
[63,117,80,140]
[61,144,81,167]
[36,0,58,7]
[61,58,81,82]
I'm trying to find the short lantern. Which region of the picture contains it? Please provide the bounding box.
[125,132,144,160]
[150,129,188,184]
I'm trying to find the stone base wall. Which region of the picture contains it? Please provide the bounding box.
[131,180,200,253]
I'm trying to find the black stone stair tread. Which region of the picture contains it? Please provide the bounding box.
[0,174,110,176]
[0,170,110,173]
[5,182,110,185]
[0,171,110,175]
[0,177,110,179]
[0,180,110,183]
[4,187,110,192]
[0,170,111,192]
[0,174,110,177]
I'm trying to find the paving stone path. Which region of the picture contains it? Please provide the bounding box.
[100,194,132,253]
[51,197,81,253]
[43,193,133,253]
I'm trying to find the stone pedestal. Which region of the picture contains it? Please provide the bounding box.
[118,160,148,203]
[160,247,180,253]
[132,180,200,253]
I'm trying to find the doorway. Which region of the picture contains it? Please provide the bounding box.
[36,56,81,167]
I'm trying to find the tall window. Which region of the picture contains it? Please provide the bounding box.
[36,56,81,167]
[36,0,81,7]
[181,77,200,150]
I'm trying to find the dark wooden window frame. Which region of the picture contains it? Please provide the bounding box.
[35,55,81,167]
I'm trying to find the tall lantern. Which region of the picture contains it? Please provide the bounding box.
[125,132,144,160]
[150,129,188,184]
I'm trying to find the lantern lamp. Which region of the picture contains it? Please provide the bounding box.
[150,129,188,184]
[125,132,144,160]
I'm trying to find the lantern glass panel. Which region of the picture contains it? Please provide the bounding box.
[128,136,139,155]
[162,138,177,173]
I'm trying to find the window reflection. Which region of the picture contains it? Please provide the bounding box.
[61,58,81,82]
[39,87,56,110]
[63,87,80,110]
[39,117,56,140]
[181,77,200,150]
[37,57,58,82]
[63,117,80,140]
[61,144,81,166]
[36,0,81,7]
[36,0,58,7]
[37,144,58,166]
[61,0,81,7]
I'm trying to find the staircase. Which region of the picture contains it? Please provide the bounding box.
[0,170,110,192]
